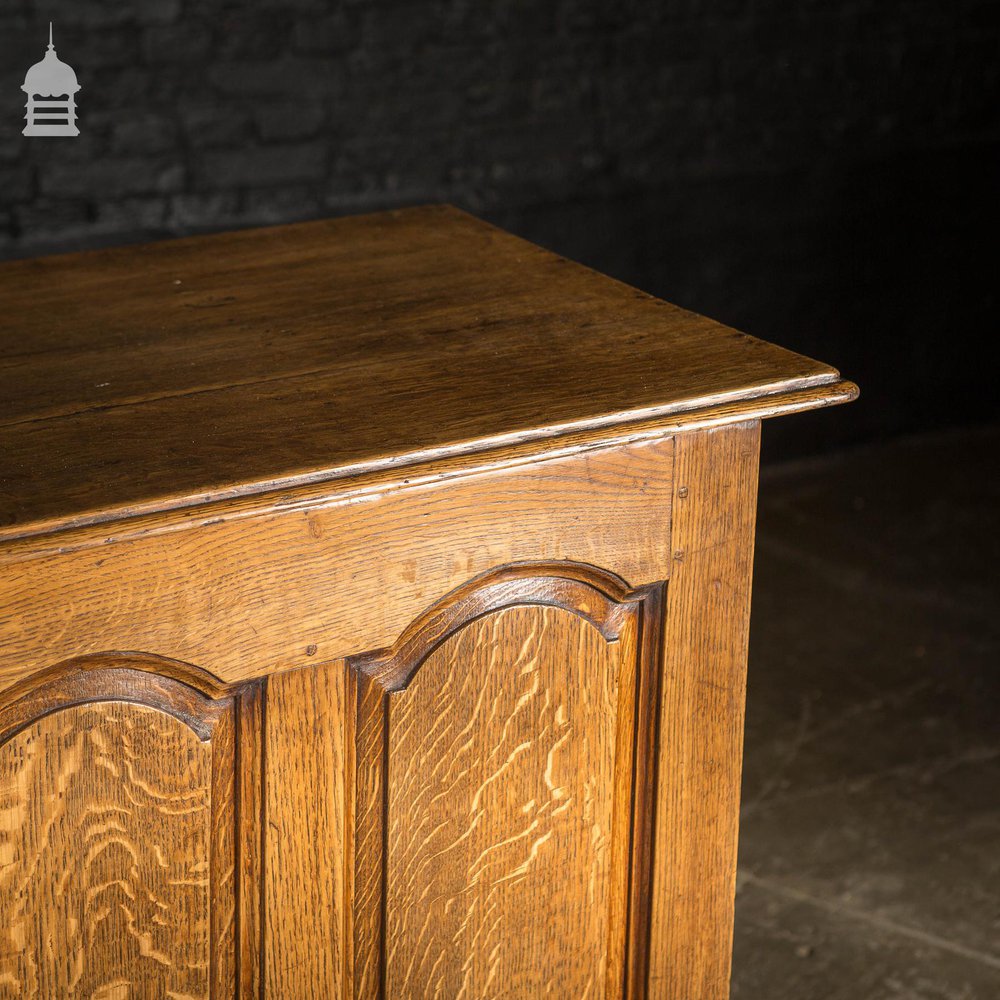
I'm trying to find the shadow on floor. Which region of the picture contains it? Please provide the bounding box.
[731,425,1000,999]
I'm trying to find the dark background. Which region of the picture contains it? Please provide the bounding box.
[1,0,997,458]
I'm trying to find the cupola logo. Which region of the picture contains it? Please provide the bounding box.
[22,23,81,137]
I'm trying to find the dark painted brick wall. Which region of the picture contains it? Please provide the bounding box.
[2,1,997,453]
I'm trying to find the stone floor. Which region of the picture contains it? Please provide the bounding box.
[730,425,1000,999]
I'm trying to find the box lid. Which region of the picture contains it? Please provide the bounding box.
[0,205,856,543]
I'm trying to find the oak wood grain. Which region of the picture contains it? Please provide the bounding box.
[0,377,854,559]
[237,683,264,1000]
[0,654,262,1000]
[647,423,761,999]
[0,702,213,1000]
[0,659,231,745]
[0,438,675,694]
[0,655,251,1000]
[349,673,387,1000]
[263,664,349,1000]
[210,695,238,999]
[0,205,851,540]
[347,563,663,999]
[388,604,622,998]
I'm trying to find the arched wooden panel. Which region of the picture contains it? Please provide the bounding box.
[347,563,664,999]
[0,653,261,1000]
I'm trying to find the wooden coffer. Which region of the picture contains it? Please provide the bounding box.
[0,206,856,998]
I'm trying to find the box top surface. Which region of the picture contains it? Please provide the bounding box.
[0,205,854,542]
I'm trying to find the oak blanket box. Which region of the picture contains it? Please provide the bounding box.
[0,205,856,998]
